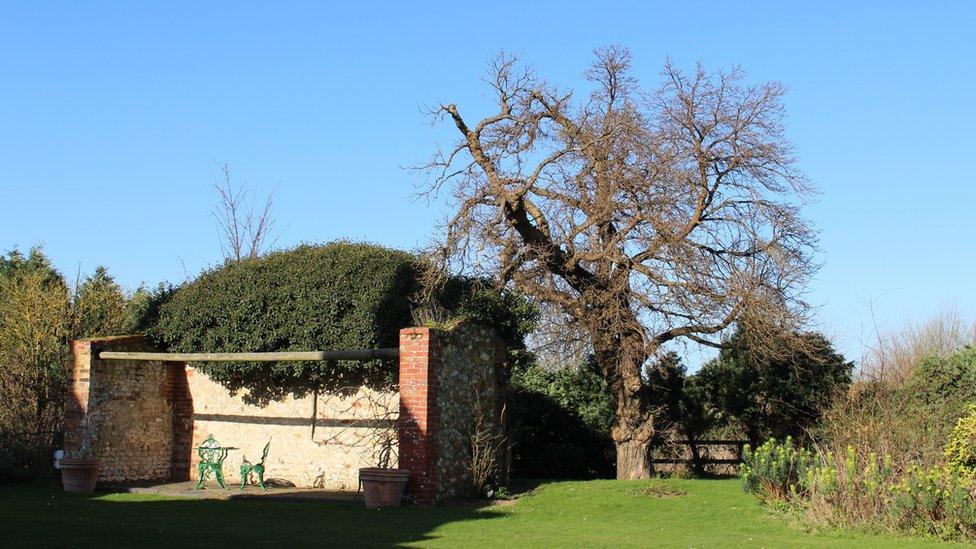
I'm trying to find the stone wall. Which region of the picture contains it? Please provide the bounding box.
[67,337,175,482]
[67,326,506,502]
[186,368,397,489]
[435,323,506,500]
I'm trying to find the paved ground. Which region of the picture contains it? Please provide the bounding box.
[113,480,361,504]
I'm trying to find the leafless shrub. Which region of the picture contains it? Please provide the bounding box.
[805,308,976,536]
[817,384,943,476]
[211,162,281,261]
[469,407,506,495]
[859,306,976,386]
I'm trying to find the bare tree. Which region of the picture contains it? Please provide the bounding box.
[419,47,818,478]
[211,162,280,261]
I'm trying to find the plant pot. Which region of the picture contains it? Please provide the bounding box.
[60,458,100,493]
[359,467,410,507]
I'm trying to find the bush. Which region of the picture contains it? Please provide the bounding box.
[904,347,976,435]
[507,361,615,479]
[695,330,852,446]
[0,247,140,481]
[510,361,613,432]
[151,242,421,402]
[764,416,976,541]
[761,323,976,541]
[804,447,895,526]
[151,242,538,404]
[945,405,976,474]
[506,386,614,479]
[888,464,976,540]
[739,437,816,501]
[424,276,538,357]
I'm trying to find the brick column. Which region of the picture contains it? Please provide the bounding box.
[397,327,441,506]
[164,363,194,481]
[64,340,96,454]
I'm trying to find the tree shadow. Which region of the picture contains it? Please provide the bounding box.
[0,483,507,548]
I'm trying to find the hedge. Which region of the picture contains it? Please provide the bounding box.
[151,242,420,402]
[150,241,537,404]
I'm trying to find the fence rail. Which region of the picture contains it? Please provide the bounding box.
[650,439,748,466]
[97,349,399,362]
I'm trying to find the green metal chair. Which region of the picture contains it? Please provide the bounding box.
[240,440,271,490]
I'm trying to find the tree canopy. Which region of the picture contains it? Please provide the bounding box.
[692,330,852,445]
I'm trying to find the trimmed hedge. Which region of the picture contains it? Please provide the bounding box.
[151,242,419,402]
[151,241,538,404]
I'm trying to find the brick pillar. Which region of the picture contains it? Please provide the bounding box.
[64,340,95,454]
[164,363,194,481]
[397,327,441,506]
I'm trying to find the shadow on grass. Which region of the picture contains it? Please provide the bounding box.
[0,482,507,548]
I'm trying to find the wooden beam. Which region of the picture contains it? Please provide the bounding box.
[97,349,399,362]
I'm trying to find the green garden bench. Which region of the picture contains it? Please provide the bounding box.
[240,440,271,490]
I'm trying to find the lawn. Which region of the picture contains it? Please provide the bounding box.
[0,478,967,548]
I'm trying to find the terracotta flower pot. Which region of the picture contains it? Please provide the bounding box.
[359,467,410,507]
[60,458,100,493]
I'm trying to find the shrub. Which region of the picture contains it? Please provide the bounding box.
[510,360,613,432]
[817,346,976,489]
[740,437,816,501]
[804,447,895,526]
[151,242,537,404]
[904,347,976,436]
[506,359,615,479]
[694,330,852,446]
[0,247,140,481]
[73,266,129,338]
[507,376,615,479]
[750,329,976,541]
[859,307,975,385]
[151,242,421,402]
[423,276,538,357]
[777,412,976,541]
[945,405,976,474]
[888,464,976,540]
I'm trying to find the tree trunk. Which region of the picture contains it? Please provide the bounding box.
[615,438,652,479]
[594,329,655,480]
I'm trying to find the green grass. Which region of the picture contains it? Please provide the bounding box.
[0,478,968,547]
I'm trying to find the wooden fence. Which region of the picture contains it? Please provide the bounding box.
[650,439,749,473]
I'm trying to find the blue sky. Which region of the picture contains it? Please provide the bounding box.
[1,1,974,366]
